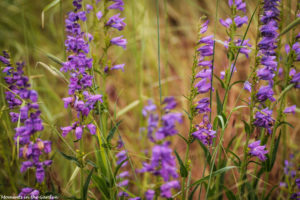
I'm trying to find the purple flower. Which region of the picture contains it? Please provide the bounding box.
[19,187,40,199]
[284,105,296,114]
[106,13,126,31]
[86,4,93,13]
[111,36,127,49]
[291,72,300,88]
[219,18,232,28]
[200,20,209,34]
[87,123,96,135]
[111,64,125,72]
[195,78,211,93]
[244,81,251,92]
[256,85,275,102]
[234,16,248,27]
[145,190,155,200]
[195,98,211,113]
[253,108,275,134]
[248,140,268,161]
[96,11,103,20]
[162,96,177,110]
[108,0,124,11]
[75,126,83,139]
[160,180,180,198]
[192,115,216,145]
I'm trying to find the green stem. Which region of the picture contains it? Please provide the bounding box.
[156,0,162,105]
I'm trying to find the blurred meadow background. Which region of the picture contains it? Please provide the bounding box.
[0,0,299,199]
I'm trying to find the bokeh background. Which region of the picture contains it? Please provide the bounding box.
[0,0,299,198]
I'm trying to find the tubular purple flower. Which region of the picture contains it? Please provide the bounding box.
[253,108,275,134]
[248,140,268,161]
[160,181,180,198]
[106,13,126,31]
[284,105,296,114]
[111,36,127,49]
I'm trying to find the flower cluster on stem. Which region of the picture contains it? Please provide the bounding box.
[191,20,216,146]
[139,97,182,199]
[0,52,52,198]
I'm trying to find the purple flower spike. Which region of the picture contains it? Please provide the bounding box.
[248,140,268,161]
[1,51,52,187]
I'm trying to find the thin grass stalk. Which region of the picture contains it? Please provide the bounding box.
[181,51,198,200]
[156,0,162,105]
[239,1,262,197]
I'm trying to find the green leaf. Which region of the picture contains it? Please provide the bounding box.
[92,175,110,199]
[217,115,225,130]
[116,100,140,118]
[114,158,129,178]
[227,135,237,149]
[224,185,236,200]
[86,160,98,169]
[216,90,223,114]
[106,121,122,143]
[269,131,281,171]
[264,185,278,200]
[246,181,257,200]
[197,140,216,171]
[227,149,241,166]
[275,121,294,130]
[280,18,300,36]
[174,150,188,178]
[83,168,94,200]
[229,80,245,90]
[177,133,188,144]
[188,184,200,200]
[242,120,251,134]
[191,166,236,187]
[41,0,60,28]
[214,74,225,89]
[46,53,64,65]
[58,151,82,168]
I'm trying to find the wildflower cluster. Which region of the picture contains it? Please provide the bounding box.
[139,97,182,199]
[191,21,216,146]
[279,154,300,199]
[0,52,52,197]
[103,0,127,73]
[219,0,252,78]
[61,0,103,139]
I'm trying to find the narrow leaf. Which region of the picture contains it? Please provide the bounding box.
[174,150,188,178]
[280,18,300,36]
[191,166,236,187]
[106,121,122,143]
[83,168,94,200]
[59,151,82,168]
